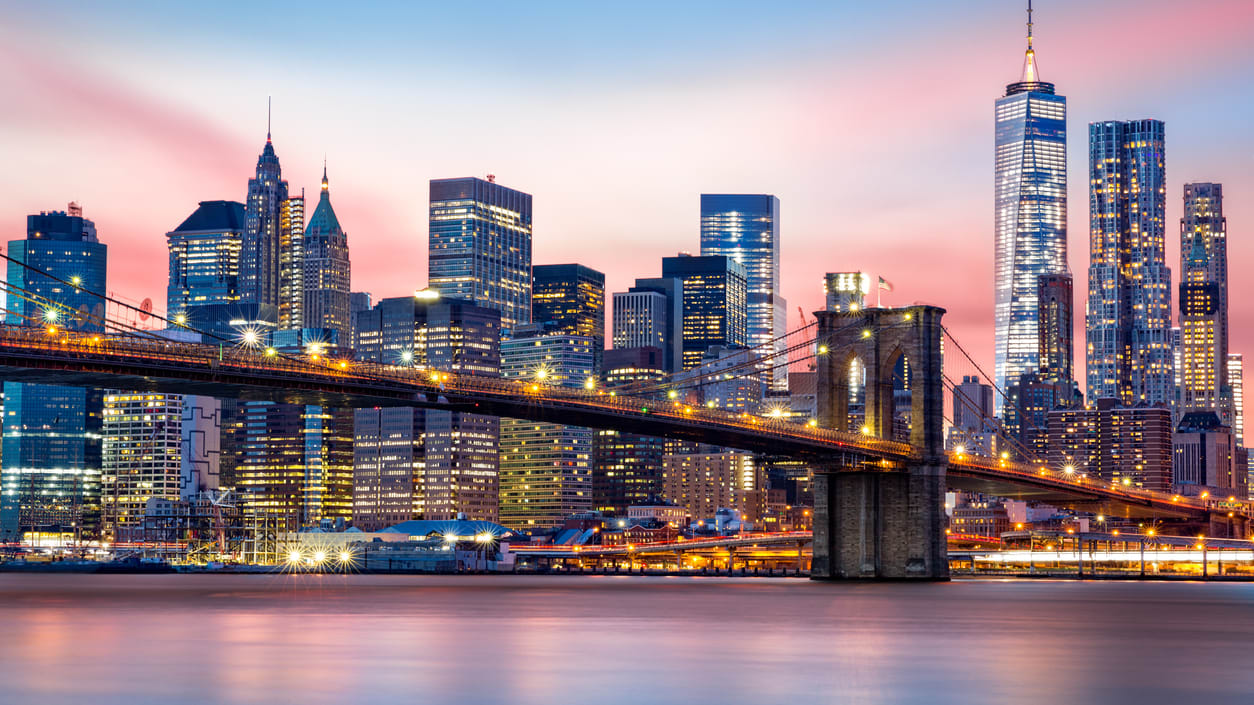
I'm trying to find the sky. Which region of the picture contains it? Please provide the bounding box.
[2,0,1253,381]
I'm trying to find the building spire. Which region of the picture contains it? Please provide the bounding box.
[321,157,329,191]
[266,96,272,143]
[1021,0,1039,83]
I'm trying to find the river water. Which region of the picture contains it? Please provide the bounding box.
[0,574,1250,704]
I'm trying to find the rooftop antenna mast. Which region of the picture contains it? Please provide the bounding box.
[1026,0,1034,49]
[267,96,272,142]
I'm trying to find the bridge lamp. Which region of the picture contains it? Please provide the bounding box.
[860,425,871,435]
[70,275,81,287]
[903,312,912,321]
[1200,491,1210,499]
[264,347,277,357]
[1063,465,1075,475]
[313,551,327,564]
[42,308,59,323]
[338,550,352,564]
[807,418,818,428]
[861,329,872,339]
[667,389,678,400]
[174,312,187,325]
[534,368,549,381]
[239,329,260,347]
[1122,477,1131,486]
[817,344,829,355]
[1146,529,1156,537]
[286,550,303,564]
[584,377,596,390]
[953,444,965,455]
[400,350,414,364]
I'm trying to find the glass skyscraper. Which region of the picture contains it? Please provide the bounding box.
[532,263,605,370]
[993,8,1067,411]
[700,194,784,388]
[1,206,108,541]
[1086,119,1172,408]
[428,176,533,331]
[661,254,748,371]
[166,200,245,312]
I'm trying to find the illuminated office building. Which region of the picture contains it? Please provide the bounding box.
[166,200,244,312]
[614,277,683,373]
[1,205,107,542]
[1179,183,1229,422]
[824,272,870,313]
[993,4,1067,412]
[352,407,424,531]
[300,167,352,344]
[241,123,289,309]
[428,176,532,331]
[1086,119,1171,407]
[662,451,763,522]
[278,191,306,329]
[700,194,785,389]
[499,327,595,530]
[1037,273,1074,382]
[355,295,502,521]
[101,393,220,542]
[661,254,747,371]
[593,347,668,515]
[532,263,605,370]
[1047,401,1173,491]
[1173,412,1244,495]
[1228,353,1244,445]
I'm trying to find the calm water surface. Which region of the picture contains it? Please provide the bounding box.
[0,574,1251,704]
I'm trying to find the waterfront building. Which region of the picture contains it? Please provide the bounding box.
[354,295,502,521]
[532,263,605,370]
[166,200,245,314]
[353,407,425,531]
[993,4,1068,412]
[300,167,352,344]
[1179,183,1229,423]
[700,194,785,389]
[1086,119,1172,408]
[614,277,683,373]
[101,393,220,542]
[1173,411,1245,496]
[428,176,532,331]
[1,205,107,542]
[661,254,747,371]
[499,326,595,530]
[1047,400,1173,490]
[823,272,870,313]
[662,451,763,523]
[241,123,289,309]
[278,192,306,329]
[592,347,669,515]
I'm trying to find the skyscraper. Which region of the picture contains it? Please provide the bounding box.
[993,3,1067,411]
[1037,273,1074,382]
[700,194,785,388]
[1086,119,1172,407]
[278,191,306,329]
[532,263,605,370]
[1179,183,1228,421]
[593,347,669,515]
[1,205,108,541]
[1228,353,1244,445]
[661,254,748,371]
[300,166,352,344]
[428,176,533,331]
[241,122,289,309]
[354,295,502,521]
[353,407,425,530]
[499,327,595,529]
[615,277,683,373]
[166,200,244,312]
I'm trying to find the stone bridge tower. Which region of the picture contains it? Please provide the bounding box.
[811,305,949,580]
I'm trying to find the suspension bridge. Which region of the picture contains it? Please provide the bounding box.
[0,254,1249,579]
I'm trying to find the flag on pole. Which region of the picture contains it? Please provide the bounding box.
[878,277,893,292]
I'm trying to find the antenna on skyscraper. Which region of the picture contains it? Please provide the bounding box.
[1026,0,1033,48]
[267,96,272,142]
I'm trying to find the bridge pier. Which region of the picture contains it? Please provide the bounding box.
[811,305,949,581]
[811,465,948,581]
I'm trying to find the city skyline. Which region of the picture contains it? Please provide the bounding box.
[4,1,1252,381]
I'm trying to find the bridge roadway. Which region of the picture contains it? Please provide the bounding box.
[0,324,1242,524]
